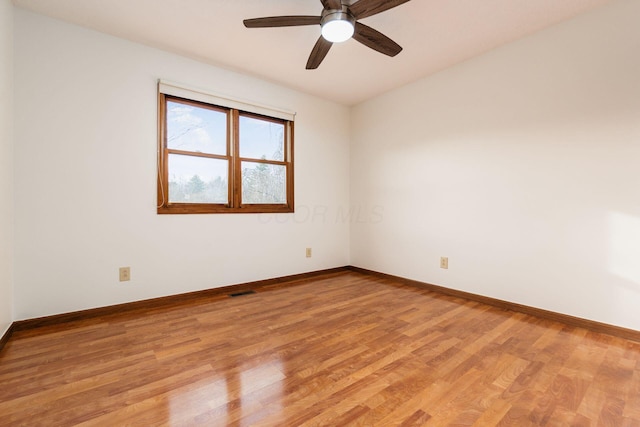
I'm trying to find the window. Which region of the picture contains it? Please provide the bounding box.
[157,84,294,214]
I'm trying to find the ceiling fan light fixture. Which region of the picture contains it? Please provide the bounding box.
[321,11,355,43]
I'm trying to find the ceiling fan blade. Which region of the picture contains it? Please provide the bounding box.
[243,16,321,28]
[306,36,333,69]
[349,0,411,20]
[353,22,402,57]
[321,0,343,10]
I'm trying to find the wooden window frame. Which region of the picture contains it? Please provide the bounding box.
[157,93,294,214]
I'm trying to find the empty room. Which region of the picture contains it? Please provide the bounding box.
[1,0,639,425]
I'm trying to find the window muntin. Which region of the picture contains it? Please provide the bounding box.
[158,94,294,214]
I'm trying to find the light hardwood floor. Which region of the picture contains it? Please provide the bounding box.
[1,271,639,426]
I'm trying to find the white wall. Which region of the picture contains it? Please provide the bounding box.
[13,9,350,320]
[351,0,640,330]
[0,0,14,335]
[12,1,640,332]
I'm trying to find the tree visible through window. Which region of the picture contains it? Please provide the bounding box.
[157,94,294,214]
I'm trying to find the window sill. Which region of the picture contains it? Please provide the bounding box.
[157,204,294,215]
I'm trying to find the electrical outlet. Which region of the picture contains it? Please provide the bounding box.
[440,257,448,269]
[119,267,131,282]
[306,248,312,258]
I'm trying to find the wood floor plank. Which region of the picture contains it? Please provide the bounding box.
[1,271,639,425]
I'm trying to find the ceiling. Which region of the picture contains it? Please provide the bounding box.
[13,0,613,106]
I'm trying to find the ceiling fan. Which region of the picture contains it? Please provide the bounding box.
[243,0,411,69]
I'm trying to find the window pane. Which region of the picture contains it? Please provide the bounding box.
[241,161,286,204]
[168,154,228,204]
[167,101,227,155]
[239,115,284,161]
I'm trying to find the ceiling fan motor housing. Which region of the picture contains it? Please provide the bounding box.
[321,5,356,43]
